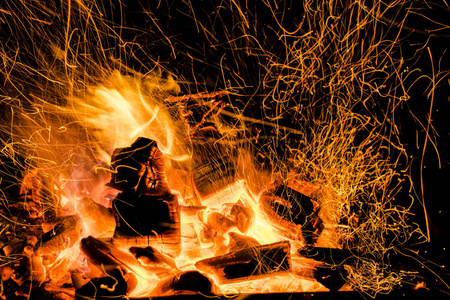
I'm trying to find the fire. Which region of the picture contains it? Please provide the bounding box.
[0,0,447,299]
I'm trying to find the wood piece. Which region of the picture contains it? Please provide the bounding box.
[129,246,179,278]
[106,137,181,256]
[77,197,115,238]
[228,232,260,252]
[260,183,323,245]
[230,202,254,233]
[107,137,170,196]
[195,241,291,283]
[35,215,81,255]
[80,236,154,280]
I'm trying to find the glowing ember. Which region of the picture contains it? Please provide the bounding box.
[0,0,449,299]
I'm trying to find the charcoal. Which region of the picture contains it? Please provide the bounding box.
[81,236,156,279]
[198,211,236,253]
[71,270,88,290]
[0,265,15,281]
[204,212,236,234]
[271,184,314,224]
[2,237,24,256]
[35,215,81,255]
[195,241,291,283]
[113,192,174,236]
[152,270,213,296]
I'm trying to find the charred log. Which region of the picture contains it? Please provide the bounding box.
[113,192,175,236]
[107,138,180,251]
[260,183,324,245]
[81,236,120,274]
[107,137,170,196]
[195,241,291,283]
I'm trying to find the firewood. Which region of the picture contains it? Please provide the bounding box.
[195,241,291,283]
[80,236,154,279]
[228,232,260,252]
[260,183,324,245]
[129,246,179,278]
[192,153,236,199]
[230,202,254,233]
[106,138,181,256]
[107,137,171,196]
[35,215,81,255]
[77,197,115,238]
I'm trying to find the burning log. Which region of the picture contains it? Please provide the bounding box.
[195,241,291,283]
[35,215,81,255]
[129,246,179,278]
[108,137,171,196]
[77,197,115,238]
[196,201,256,254]
[108,137,180,255]
[199,211,236,236]
[81,236,121,274]
[168,91,237,202]
[165,90,228,134]
[192,152,236,200]
[228,232,260,252]
[80,236,156,278]
[151,270,214,296]
[260,183,324,245]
